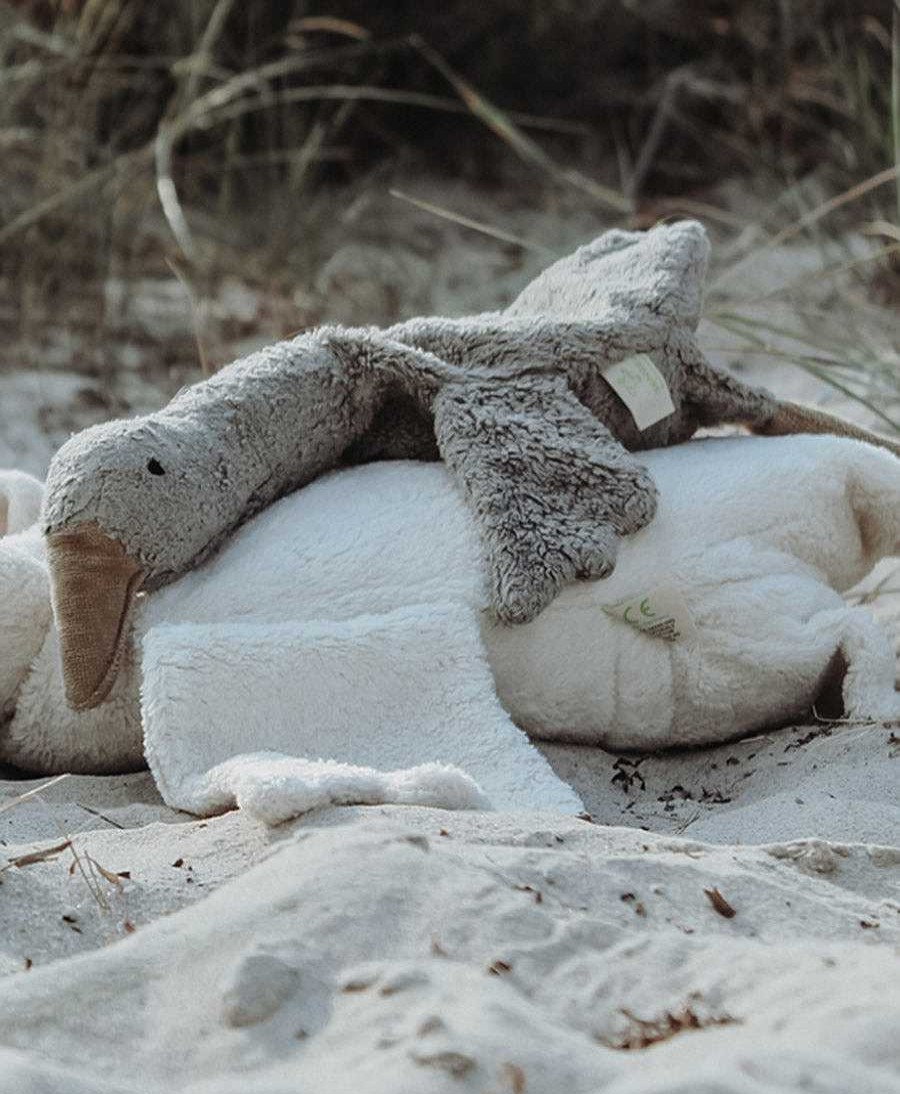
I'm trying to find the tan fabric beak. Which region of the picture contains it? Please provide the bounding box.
[47,522,144,710]
[755,401,900,460]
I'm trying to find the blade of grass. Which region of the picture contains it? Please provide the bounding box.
[389,189,553,254]
[156,129,196,261]
[864,220,900,241]
[705,317,900,432]
[713,241,900,307]
[165,257,211,375]
[189,85,588,133]
[893,1,900,220]
[183,0,241,107]
[3,839,72,872]
[409,34,631,215]
[709,308,900,384]
[160,0,242,261]
[290,16,371,40]
[711,164,900,293]
[0,146,149,246]
[0,774,71,816]
[642,197,752,231]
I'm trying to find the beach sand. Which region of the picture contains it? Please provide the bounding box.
[0,712,897,1093]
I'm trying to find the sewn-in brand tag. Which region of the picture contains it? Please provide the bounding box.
[602,354,675,431]
[603,581,697,644]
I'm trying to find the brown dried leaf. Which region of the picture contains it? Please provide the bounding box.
[704,887,737,918]
[411,1051,475,1079]
[621,892,647,917]
[341,978,374,994]
[515,883,543,903]
[61,914,82,934]
[86,856,124,886]
[611,1004,737,1050]
[8,840,72,869]
[501,1061,527,1093]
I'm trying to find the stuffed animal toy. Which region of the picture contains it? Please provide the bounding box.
[0,470,42,539]
[2,435,897,820]
[40,220,900,711]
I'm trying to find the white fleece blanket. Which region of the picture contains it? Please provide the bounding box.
[140,604,584,821]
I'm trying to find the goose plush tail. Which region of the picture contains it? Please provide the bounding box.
[753,401,900,461]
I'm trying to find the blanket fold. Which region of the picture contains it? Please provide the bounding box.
[140,602,584,823]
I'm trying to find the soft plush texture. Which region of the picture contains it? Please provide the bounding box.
[1,434,898,823]
[141,604,583,821]
[0,469,42,537]
[39,220,900,712]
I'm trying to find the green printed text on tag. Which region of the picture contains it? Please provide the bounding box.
[603,582,697,644]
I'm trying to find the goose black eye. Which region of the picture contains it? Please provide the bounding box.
[147,459,166,476]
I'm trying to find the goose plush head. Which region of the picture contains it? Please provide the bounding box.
[42,411,255,711]
[42,327,376,710]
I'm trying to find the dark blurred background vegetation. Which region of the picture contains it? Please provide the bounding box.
[0,0,897,416]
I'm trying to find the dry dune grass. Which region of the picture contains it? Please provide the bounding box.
[0,0,897,430]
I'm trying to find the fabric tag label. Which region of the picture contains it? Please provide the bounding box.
[602,354,675,431]
[603,581,697,644]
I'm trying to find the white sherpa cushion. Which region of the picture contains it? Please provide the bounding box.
[0,470,43,537]
[0,435,897,822]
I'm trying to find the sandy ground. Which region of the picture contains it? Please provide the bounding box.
[0,778,898,1093]
[0,189,898,1092]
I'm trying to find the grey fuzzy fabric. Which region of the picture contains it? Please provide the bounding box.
[44,220,779,622]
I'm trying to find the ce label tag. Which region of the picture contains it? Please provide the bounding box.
[603,582,697,644]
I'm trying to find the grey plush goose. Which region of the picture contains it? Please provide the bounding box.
[42,221,899,709]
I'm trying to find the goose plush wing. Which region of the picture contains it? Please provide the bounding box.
[392,220,772,622]
[399,220,895,622]
[433,373,656,624]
